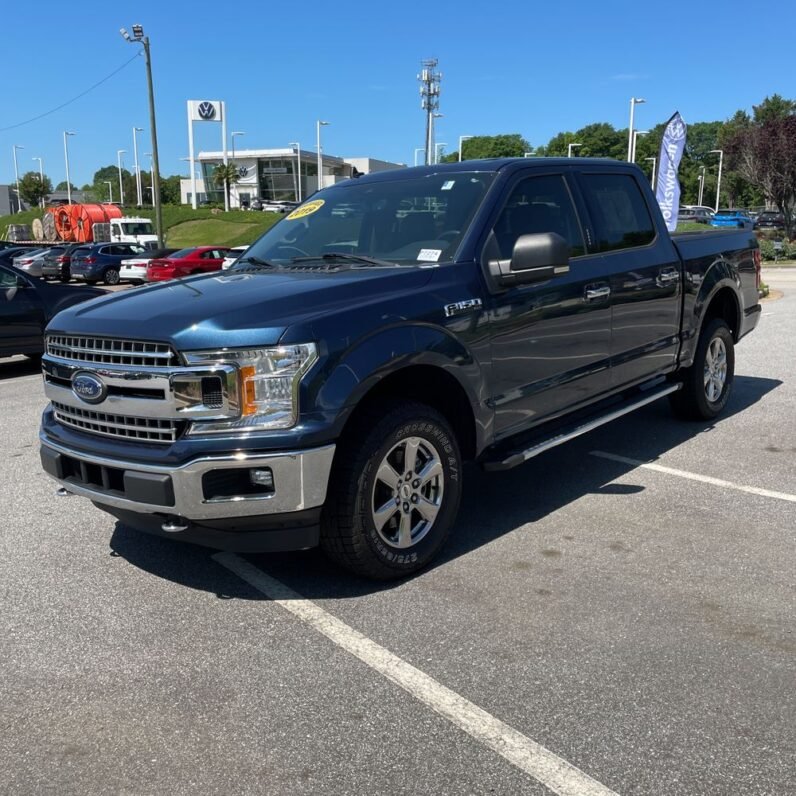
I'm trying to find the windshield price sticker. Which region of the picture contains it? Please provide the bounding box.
[418,248,442,262]
[287,199,325,220]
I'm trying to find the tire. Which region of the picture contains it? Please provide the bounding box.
[321,401,462,580]
[103,267,120,286]
[60,268,70,283]
[670,318,735,420]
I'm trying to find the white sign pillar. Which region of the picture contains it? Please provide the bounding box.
[187,100,225,210]
[187,103,197,209]
[221,101,229,212]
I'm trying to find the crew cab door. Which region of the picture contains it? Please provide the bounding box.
[0,267,43,353]
[486,171,613,438]
[575,170,681,386]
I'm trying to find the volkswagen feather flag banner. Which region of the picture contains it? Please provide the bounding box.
[656,111,687,232]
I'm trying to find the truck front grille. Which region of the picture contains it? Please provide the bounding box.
[46,335,179,368]
[52,401,181,444]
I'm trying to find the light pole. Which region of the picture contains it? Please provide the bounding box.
[709,149,724,212]
[434,142,448,164]
[414,148,425,166]
[458,135,474,162]
[567,142,582,158]
[697,165,706,206]
[105,181,114,203]
[132,127,143,206]
[644,156,657,190]
[117,149,126,206]
[120,24,164,246]
[12,145,23,213]
[316,120,329,192]
[524,150,535,158]
[627,97,646,161]
[32,156,44,208]
[288,142,301,202]
[231,131,245,158]
[63,131,75,204]
[632,129,648,162]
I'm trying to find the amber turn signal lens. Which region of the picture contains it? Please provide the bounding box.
[240,365,257,415]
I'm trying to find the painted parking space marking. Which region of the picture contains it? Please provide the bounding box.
[590,451,796,503]
[213,552,619,796]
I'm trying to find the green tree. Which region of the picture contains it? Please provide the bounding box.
[159,174,182,205]
[17,171,53,207]
[55,181,77,191]
[212,163,239,206]
[443,134,531,162]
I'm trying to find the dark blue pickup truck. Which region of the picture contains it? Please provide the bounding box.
[39,159,761,579]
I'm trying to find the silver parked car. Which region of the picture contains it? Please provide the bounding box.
[12,248,49,278]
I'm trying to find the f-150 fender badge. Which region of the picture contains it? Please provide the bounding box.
[444,298,483,318]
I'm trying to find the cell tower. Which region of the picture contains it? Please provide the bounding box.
[418,59,442,166]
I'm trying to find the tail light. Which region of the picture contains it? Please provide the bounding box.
[753,248,761,290]
[57,256,68,263]
[85,257,96,264]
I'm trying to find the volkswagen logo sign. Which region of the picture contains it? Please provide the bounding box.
[72,372,107,405]
[197,101,216,120]
[238,165,248,178]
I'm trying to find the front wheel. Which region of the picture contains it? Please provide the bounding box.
[321,401,462,580]
[670,318,735,420]
[103,267,120,286]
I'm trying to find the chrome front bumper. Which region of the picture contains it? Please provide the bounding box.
[39,433,335,520]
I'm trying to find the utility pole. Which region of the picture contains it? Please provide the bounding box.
[418,59,441,167]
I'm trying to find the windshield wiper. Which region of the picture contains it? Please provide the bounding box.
[289,253,398,267]
[232,256,282,270]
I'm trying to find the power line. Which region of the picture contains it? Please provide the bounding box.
[0,52,141,133]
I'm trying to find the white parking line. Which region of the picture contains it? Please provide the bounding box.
[213,552,619,796]
[590,451,796,503]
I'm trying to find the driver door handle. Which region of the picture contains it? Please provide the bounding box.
[584,285,611,302]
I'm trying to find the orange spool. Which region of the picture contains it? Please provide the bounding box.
[50,204,123,242]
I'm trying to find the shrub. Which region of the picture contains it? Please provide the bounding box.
[759,239,778,261]
[782,239,796,260]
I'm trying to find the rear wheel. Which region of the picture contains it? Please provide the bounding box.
[103,267,120,286]
[321,401,462,580]
[59,268,71,283]
[670,318,735,420]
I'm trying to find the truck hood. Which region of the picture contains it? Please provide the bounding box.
[46,266,436,351]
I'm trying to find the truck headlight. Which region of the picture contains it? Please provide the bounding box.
[185,344,318,434]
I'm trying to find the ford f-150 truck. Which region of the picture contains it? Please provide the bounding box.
[39,159,761,579]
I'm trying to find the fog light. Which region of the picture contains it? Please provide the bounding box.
[250,468,274,488]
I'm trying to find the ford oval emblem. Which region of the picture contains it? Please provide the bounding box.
[72,372,106,404]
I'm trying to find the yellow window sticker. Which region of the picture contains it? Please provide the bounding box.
[286,199,325,220]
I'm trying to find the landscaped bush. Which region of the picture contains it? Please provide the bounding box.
[759,239,778,260]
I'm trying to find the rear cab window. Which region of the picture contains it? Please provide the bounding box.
[579,173,656,252]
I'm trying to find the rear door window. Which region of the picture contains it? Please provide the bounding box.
[580,173,656,252]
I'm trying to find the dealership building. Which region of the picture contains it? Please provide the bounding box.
[180,149,405,208]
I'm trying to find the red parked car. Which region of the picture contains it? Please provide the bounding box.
[146,246,233,282]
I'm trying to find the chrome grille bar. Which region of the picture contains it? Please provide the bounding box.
[46,335,178,368]
[52,401,180,444]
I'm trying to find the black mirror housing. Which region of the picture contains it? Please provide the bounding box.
[511,232,570,272]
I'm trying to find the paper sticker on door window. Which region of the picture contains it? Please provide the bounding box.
[286,199,325,220]
[418,248,442,262]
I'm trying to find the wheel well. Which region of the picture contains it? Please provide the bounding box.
[702,287,740,340]
[340,365,477,461]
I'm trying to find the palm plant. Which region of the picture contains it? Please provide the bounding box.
[211,163,240,207]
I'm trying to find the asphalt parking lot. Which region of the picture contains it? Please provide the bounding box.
[1,271,794,795]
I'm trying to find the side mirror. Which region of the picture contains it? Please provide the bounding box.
[488,232,570,287]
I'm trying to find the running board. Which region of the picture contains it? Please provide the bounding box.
[481,383,681,472]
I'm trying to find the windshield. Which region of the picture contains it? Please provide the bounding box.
[121,222,153,235]
[238,171,495,266]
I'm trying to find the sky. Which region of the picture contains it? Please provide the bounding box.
[2,0,794,187]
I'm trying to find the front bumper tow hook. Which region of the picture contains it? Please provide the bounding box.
[161,517,190,533]
[56,487,74,497]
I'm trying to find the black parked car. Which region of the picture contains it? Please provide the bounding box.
[70,242,147,285]
[754,212,785,231]
[0,263,105,360]
[41,243,83,283]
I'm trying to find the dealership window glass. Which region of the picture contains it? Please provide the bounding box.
[493,175,585,259]
[239,172,495,266]
[580,173,655,251]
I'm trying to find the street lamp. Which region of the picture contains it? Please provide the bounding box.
[627,97,646,161]
[414,147,425,166]
[105,181,114,203]
[132,127,143,206]
[32,156,44,208]
[458,135,474,162]
[288,142,301,202]
[524,150,535,158]
[231,131,245,158]
[316,120,329,192]
[697,165,706,206]
[120,24,164,246]
[644,156,657,190]
[12,145,23,213]
[144,153,154,204]
[434,142,448,164]
[117,149,126,206]
[567,142,582,158]
[709,149,723,211]
[631,129,648,162]
[63,131,75,204]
